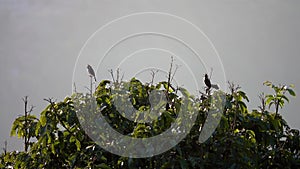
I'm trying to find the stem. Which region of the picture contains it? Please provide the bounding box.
[232,100,238,130]
[275,96,282,117]
[166,56,173,95]
[22,96,30,152]
[165,57,174,110]
[275,90,285,116]
[3,140,7,155]
[275,99,279,116]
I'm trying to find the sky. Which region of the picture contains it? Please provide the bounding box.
[0,0,299,152]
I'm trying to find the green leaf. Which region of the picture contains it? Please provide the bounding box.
[69,135,76,143]
[51,144,56,154]
[238,91,249,102]
[75,139,81,151]
[234,129,240,134]
[279,99,285,108]
[263,81,272,87]
[238,101,247,112]
[10,121,18,136]
[287,88,296,97]
[268,102,274,109]
[271,118,281,132]
[159,81,174,92]
[40,114,47,127]
[266,95,274,106]
[277,94,289,103]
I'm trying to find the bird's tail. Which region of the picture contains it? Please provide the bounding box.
[211,84,219,90]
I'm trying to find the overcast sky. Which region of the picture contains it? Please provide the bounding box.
[1,0,299,151]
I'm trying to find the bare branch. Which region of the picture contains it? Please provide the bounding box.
[121,71,125,82]
[150,69,159,85]
[108,69,115,83]
[171,64,180,83]
[73,82,77,93]
[116,68,119,84]
[84,86,92,94]
[22,96,35,152]
[43,98,56,105]
[258,93,266,113]
[228,81,240,95]
[2,140,7,155]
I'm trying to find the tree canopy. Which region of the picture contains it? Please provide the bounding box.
[1,78,299,169]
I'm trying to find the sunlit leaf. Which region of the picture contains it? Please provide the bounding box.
[263,81,272,87]
[75,139,81,151]
[238,91,249,102]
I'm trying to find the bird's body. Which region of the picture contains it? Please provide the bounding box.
[87,64,97,82]
[204,74,211,89]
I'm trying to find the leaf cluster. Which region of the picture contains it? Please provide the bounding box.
[1,80,299,169]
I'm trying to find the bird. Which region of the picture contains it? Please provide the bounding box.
[204,74,211,89]
[87,64,97,82]
[204,73,219,94]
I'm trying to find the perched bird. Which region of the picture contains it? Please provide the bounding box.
[204,74,211,89]
[204,73,219,94]
[87,64,97,82]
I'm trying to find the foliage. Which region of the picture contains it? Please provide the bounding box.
[1,79,299,169]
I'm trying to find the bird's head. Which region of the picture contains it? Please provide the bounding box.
[204,74,208,78]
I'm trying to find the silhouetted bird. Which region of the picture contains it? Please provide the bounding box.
[87,64,96,82]
[204,74,211,89]
[204,74,219,94]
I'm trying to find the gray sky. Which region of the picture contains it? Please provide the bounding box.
[1,0,299,152]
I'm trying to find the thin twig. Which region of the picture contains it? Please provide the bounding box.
[166,56,174,94]
[116,68,120,84]
[73,82,77,93]
[22,96,34,152]
[258,93,266,113]
[150,69,159,85]
[170,65,180,83]
[108,69,115,83]
[3,140,7,155]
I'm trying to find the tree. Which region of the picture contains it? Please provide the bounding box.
[1,79,299,169]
